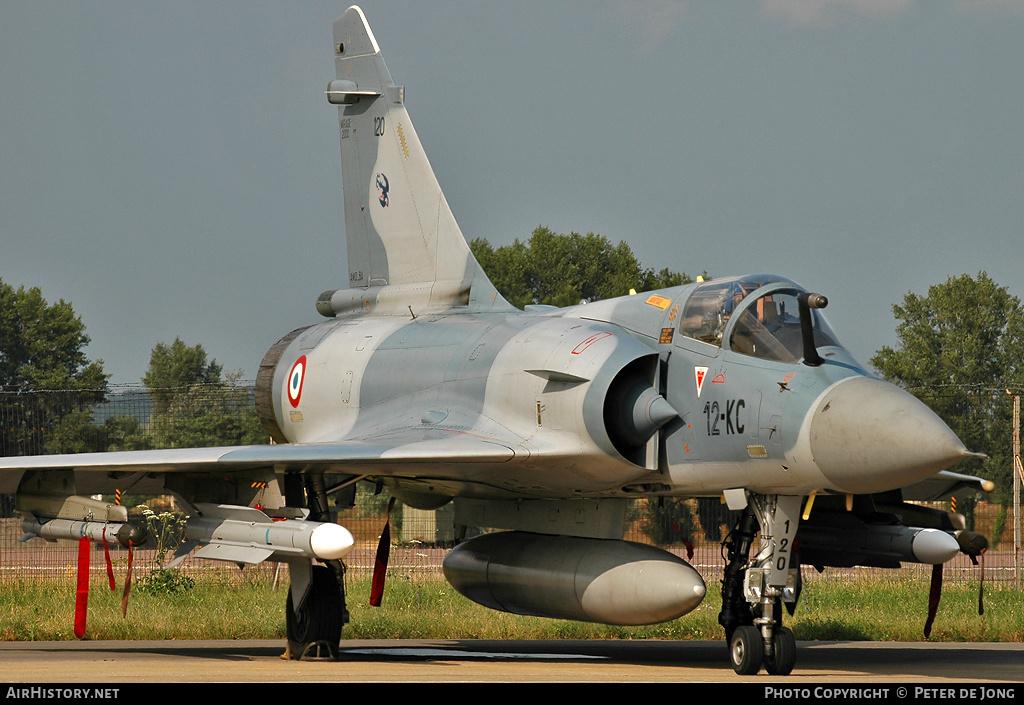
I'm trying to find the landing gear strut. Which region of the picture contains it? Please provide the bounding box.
[284,473,350,661]
[719,493,801,676]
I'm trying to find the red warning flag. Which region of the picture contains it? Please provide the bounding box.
[74,536,90,638]
[102,528,116,592]
[369,497,396,607]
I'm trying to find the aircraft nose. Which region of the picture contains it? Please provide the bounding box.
[808,376,968,494]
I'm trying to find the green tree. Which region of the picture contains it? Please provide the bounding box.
[0,281,108,393]
[154,372,266,448]
[0,280,109,514]
[872,272,1024,509]
[0,280,109,459]
[470,226,692,309]
[143,337,223,414]
[44,410,153,454]
[142,339,265,448]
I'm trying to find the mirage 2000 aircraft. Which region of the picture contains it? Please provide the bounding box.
[0,6,993,676]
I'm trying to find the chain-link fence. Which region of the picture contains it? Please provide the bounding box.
[1,385,1019,587]
[1,496,1013,588]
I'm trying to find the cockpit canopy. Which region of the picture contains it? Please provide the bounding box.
[678,275,842,363]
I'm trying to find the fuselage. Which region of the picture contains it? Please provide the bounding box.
[256,274,968,503]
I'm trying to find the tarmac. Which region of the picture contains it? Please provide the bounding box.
[0,638,1020,684]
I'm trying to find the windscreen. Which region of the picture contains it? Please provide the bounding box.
[729,289,842,362]
[678,276,843,362]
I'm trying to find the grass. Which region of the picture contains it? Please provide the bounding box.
[1,569,1021,643]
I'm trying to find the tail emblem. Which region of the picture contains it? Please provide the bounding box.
[375,173,390,207]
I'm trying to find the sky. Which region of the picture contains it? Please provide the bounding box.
[2,1,1022,385]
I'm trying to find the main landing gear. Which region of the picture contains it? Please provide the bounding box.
[286,560,347,660]
[719,493,801,676]
[284,473,349,661]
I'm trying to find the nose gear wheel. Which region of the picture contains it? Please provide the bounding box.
[729,625,763,676]
[719,493,802,675]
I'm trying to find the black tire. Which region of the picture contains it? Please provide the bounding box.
[286,565,343,659]
[729,625,763,676]
[764,626,796,676]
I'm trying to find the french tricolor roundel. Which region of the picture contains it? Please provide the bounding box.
[287,356,307,408]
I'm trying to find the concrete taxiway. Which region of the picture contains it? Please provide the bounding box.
[0,639,1020,683]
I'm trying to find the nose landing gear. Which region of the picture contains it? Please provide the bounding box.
[720,493,801,676]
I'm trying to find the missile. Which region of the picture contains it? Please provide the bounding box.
[443,531,706,626]
[179,503,355,566]
[21,518,148,547]
[797,521,960,569]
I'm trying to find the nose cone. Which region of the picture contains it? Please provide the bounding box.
[809,376,967,494]
[309,523,355,560]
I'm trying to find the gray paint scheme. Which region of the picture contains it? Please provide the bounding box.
[0,6,991,670]
[0,6,973,507]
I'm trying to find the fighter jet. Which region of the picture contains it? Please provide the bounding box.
[0,6,992,675]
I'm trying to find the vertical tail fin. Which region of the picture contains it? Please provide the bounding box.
[329,6,510,312]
